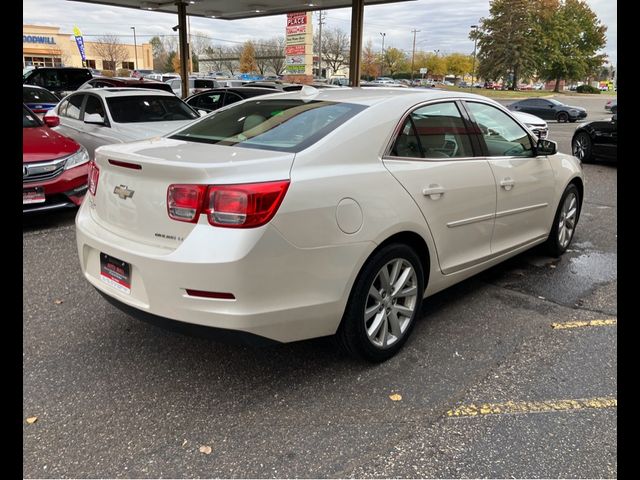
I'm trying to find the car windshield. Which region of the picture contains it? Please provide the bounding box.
[170,99,367,153]
[106,96,199,123]
[23,87,59,104]
[23,106,42,128]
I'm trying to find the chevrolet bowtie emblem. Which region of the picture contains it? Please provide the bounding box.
[114,185,135,200]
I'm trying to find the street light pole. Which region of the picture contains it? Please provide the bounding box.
[410,29,420,82]
[379,32,386,77]
[470,25,478,89]
[130,26,138,71]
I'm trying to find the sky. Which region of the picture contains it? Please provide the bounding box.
[23,0,617,66]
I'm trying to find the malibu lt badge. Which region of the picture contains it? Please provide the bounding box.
[114,185,135,200]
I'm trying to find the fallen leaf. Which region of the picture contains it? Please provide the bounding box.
[54,299,64,305]
[26,416,38,424]
[389,393,402,401]
[549,265,556,269]
[182,439,188,447]
[199,445,212,455]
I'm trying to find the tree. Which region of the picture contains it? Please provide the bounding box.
[149,36,167,71]
[263,37,286,76]
[239,41,258,73]
[383,47,408,76]
[445,53,474,83]
[414,51,446,79]
[90,34,129,74]
[361,40,378,79]
[166,51,177,72]
[536,0,607,92]
[472,0,539,89]
[322,27,350,76]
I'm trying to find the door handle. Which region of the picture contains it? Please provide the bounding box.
[422,184,445,199]
[500,177,515,191]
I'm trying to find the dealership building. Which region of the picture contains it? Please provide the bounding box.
[23,24,153,71]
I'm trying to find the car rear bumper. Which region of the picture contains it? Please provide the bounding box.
[76,200,372,343]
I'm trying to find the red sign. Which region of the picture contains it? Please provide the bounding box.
[285,44,305,56]
[286,25,307,35]
[287,12,307,27]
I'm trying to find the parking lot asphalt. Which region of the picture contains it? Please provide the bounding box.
[23,93,617,478]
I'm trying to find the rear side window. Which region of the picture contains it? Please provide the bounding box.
[191,92,222,111]
[63,70,92,89]
[170,99,367,153]
[106,96,198,123]
[194,79,214,88]
[84,95,107,123]
[392,102,473,159]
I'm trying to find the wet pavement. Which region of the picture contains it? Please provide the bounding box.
[23,93,616,478]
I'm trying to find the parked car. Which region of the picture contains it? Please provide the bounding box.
[44,88,201,159]
[507,98,587,122]
[78,76,174,94]
[328,76,349,86]
[23,104,89,213]
[604,99,617,113]
[23,67,93,98]
[166,77,220,98]
[185,87,277,113]
[146,73,180,82]
[241,81,304,91]
[571,114,617,163]
[512,111,549,139]
[75,88,583,362]
[131,69,155,79]
[458,81,469,88]
[23,85,60,117]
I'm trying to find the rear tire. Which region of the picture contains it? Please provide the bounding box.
[545,184,580,257]
[336,244,425,362]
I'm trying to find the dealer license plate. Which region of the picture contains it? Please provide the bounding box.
[100,253,131,295]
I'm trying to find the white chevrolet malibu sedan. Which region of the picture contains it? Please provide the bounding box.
[76,87,583,362]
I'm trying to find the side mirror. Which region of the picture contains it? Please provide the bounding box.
[43,115,60,128]
[84,113,105,125]
[536,138,557,156]
[198,109,208,117]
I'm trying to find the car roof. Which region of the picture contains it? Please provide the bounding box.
[245,86,502,107]
[91,76,166,85]
[77,88,176,98]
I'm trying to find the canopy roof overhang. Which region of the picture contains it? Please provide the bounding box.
[66,0,415,94]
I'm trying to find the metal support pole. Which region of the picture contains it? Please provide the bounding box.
[131,27,138,70]
[177,1,189,98]
[317,10,324,78]
[379,32,386,77]
[348,0,364,87]
[470,25,478,89]
[410,29,420,82]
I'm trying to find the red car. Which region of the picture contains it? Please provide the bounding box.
[23,104,89,213]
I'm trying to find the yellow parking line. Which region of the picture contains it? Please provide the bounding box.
[446,397,617,417]
[551,319,617,329]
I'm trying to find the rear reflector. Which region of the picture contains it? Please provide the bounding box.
[185,289,235,300]
[109,159,142,170]
[167,184,207,222]
[88,161,100,196]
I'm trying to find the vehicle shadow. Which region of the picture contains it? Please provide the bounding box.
[22,207,77,232]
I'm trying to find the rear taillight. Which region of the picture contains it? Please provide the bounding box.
[88,161,100,196]
[204,180,290,228]
[167,184,207,223]
[166,180,290,228]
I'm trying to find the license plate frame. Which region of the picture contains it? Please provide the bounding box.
[99,253,132,295]
[23,186,45,204]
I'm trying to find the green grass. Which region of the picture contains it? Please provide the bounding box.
[439,86,558,98]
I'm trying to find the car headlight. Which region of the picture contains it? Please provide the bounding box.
[569,109,578,114]
[64,145,89,170]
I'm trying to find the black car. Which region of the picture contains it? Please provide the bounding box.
[507,98,587,123]
[184,87,278,113]
[571,114,616,163]
[23,67,93,98]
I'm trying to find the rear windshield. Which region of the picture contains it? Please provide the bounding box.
[23,87,59,104]
[170,99,367,153]
[106,96,199,123]
[23,106,42,128]
[135,82,174,93]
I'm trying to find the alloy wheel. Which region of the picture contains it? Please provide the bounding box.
[364,258,418,349]
[558,192,578,249]
[572,133,589,161]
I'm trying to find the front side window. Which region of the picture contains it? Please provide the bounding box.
[391,102,473,159]
[84,96,107,123]
[106,96,199,123]
[191,92,222,110]
[466,102,534,157]
[170,99,366,153]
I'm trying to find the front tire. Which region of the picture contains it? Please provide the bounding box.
[557,111,569,123]
[545,184,580,257]
[336,244,425,362]
[572,132,593,163]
